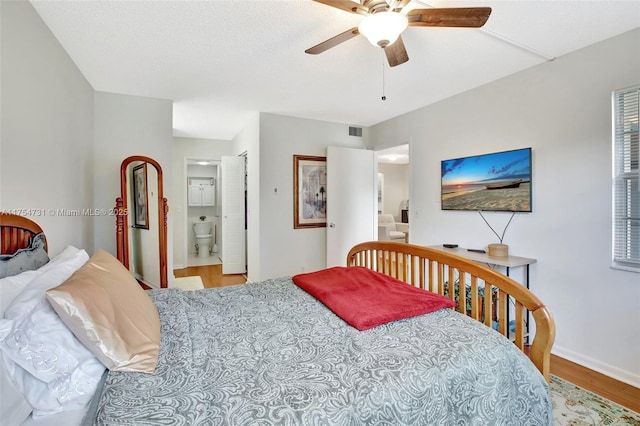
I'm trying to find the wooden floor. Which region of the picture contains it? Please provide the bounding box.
[174,264,246,288]
[173,265,639,413]
[551,354,640,413]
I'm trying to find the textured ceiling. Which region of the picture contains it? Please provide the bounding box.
[30,0,640,140]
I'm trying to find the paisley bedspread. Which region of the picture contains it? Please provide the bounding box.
[86,277,552,425]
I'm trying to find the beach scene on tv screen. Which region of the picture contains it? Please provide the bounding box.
[441,148,532,212]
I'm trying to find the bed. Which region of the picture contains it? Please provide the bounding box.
[0,214,555,425]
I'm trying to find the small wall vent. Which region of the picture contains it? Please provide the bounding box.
[349,126,363,137]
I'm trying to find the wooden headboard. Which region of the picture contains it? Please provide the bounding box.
[347,241,555,382]
[0,213,47,255]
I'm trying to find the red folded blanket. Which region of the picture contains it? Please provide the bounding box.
[292,266,455,331]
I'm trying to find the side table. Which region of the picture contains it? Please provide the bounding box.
[428,245,537,342]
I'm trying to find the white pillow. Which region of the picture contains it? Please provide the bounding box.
[0,246,81,426]
[25,245,81,282]
[0,270,39,318]
[50,246,81,262]
[0,248,106,419]
[2,246,83,319]
[0,246,81,317]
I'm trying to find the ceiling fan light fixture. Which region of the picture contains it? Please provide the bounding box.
[358,11,408,48]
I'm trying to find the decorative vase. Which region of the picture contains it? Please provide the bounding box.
[488,243,509,257]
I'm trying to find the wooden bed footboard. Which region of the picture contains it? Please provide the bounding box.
[347,241,555,382]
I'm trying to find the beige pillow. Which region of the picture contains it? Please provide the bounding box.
[46,249,160,373]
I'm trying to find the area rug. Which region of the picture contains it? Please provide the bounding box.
[550,375,640,425]
[173,276,204,291]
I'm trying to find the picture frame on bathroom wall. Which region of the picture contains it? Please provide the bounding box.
[132,163,149,229]
[293,155,327,229]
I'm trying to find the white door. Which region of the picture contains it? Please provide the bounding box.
[221,156,246,274]
[326,146,377,267]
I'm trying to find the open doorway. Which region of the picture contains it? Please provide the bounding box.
[174,155,247,289]
[375,144,409,240]
[184,159,221,267]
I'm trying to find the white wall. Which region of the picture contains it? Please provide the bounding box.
[257,113,368,280]
[370,28,640,386]
[378,163,409,221]
[0,0,94,255]
[172,137,235,269]
[93,92,173,279]
[1,1,175,285]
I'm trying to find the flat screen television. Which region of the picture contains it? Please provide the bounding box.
[441,147,532,212]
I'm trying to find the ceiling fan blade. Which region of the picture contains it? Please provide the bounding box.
[407,7,492,28]
[384,35,409,67]
[311,0,369,16]
[305,27,360,55]
[388,0,411,13]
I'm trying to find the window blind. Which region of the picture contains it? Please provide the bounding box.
[612,86,639,270]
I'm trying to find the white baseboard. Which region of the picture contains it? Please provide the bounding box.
[552,345,640,388]
[173,263,185,270]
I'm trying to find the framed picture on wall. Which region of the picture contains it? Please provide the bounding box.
[293,155,327,229]
[132,163,149,229]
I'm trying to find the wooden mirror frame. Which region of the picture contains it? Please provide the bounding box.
[115,155,169,288]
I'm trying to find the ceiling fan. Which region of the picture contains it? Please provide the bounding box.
[305,0,491,67]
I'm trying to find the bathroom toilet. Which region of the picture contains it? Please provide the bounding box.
[193,220,213,258]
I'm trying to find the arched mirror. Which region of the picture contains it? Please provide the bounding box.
[115,155,168,288]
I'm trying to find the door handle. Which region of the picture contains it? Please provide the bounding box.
[329,223,335,228]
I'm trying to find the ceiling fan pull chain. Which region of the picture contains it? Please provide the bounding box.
[381,49,386,101]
